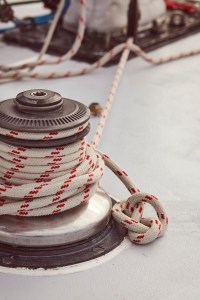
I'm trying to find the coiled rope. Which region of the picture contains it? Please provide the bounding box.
[0,124,168,245]
[0,123,103,217]
[0,38,168,245]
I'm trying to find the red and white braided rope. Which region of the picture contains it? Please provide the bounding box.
[92,37,168,245]
[0,121,100,214]
[0,43,126,80]
[0,125,168,245]
[0,0,86,73]
[0,37,168,245]
[92,39,132,148]
[0,35,200,81]
[34,0,66,67]
[129,42,200,65]
[105,154,168,245]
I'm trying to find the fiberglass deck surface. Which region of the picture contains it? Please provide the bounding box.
[0,30,200,299]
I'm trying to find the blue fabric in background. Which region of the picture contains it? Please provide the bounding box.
[0,0,71,32]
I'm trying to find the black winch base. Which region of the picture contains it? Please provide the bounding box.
[0,217,127,270]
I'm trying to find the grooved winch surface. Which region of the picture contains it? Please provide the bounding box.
[0,89,90,132]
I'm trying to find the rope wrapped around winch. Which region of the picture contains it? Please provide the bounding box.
[0,122,168,245]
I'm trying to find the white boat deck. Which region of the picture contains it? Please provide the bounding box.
[0,9,200,299]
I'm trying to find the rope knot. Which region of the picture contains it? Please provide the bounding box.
[112,192,168,245]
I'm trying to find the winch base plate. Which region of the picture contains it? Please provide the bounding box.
[0,217,127,270]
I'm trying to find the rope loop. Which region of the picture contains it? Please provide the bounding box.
[112,192,168,245]
[0,31,169,244]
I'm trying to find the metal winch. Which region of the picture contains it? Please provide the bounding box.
[0,89,126,270]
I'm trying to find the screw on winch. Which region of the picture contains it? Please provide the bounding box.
[89,102,103,117]
[0,89,127,270]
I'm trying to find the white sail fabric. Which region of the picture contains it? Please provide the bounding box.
[63,0,166,33]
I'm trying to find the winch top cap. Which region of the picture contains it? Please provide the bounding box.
[15,89,63,112]
[0,89,90,132]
